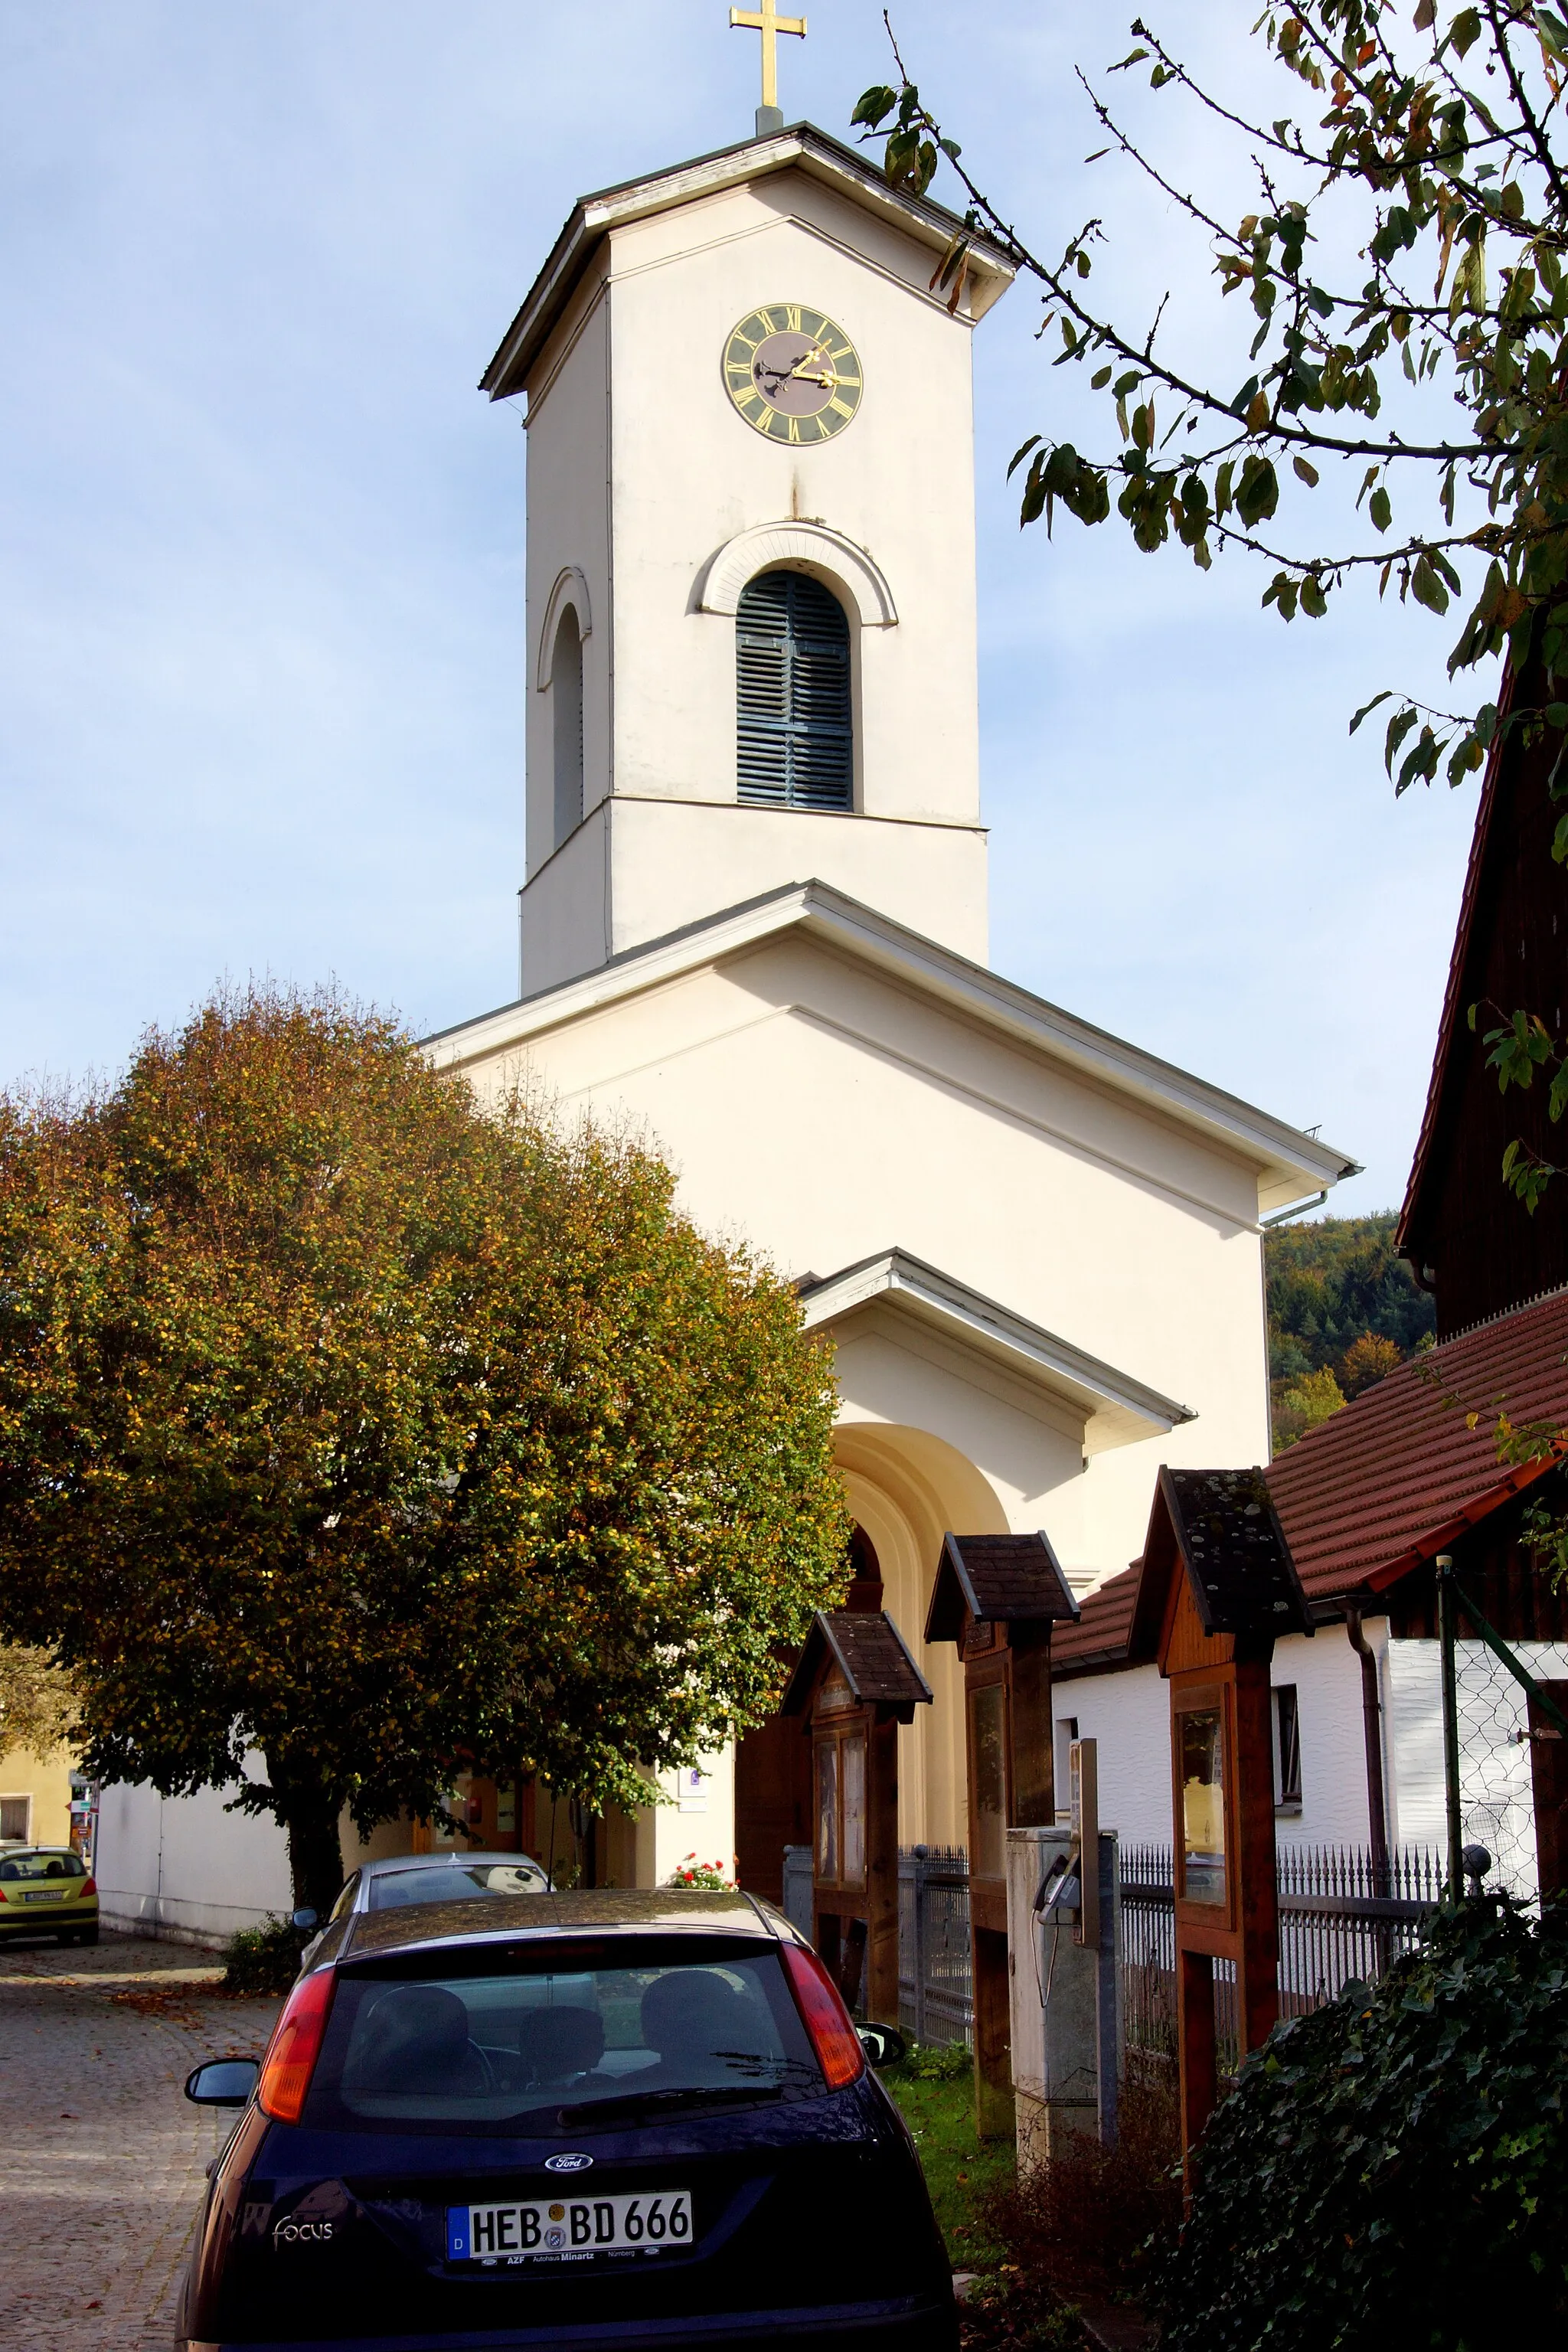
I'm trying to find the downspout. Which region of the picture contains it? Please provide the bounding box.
[1344,1606,1390,1893]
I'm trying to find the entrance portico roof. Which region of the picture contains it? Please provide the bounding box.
[798,1246,1196,1454]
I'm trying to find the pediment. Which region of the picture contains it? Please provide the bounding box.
[799,1248,1195,1455]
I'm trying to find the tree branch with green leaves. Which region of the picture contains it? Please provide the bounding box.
[855,0,1568,1204]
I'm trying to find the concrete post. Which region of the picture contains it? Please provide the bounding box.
[1006,1825,1120,2171]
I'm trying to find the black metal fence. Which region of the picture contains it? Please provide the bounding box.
[898,1844,972,2047]
[1119,1841,1442,2074]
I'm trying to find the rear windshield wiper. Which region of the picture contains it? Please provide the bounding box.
[562,2084,782,2127]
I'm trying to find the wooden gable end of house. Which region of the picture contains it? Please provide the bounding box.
[1399,662,1568,1334]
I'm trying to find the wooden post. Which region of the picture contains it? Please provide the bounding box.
[1233,1658,1282,2055]
[866,1713,901,2024]
[1529,1680,1568,1900]
[779,1609,932,2027]
[1145,1468,1312,2189]
[1176,1946,1218,2161]
[923,1533,1080,2144]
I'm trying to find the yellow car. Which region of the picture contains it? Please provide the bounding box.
[0,1847,99,1945]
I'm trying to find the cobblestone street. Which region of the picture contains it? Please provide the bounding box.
[0,1929,281,2350]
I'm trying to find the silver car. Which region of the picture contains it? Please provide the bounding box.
[299,1851,551,1965]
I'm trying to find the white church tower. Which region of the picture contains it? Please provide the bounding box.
[481,122,1014,994]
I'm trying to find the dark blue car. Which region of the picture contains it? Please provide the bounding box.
[178,1886,956,2350]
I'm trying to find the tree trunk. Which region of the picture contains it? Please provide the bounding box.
[266,1763,345,1921]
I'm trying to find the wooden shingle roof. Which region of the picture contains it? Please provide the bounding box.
[779,1609,934,1722]
[923,1531,1080,1644]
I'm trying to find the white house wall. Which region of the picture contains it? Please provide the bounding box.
[1054,1625,1382,1855]
[97,1773,292,1945]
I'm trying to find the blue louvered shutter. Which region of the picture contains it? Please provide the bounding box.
[737,570,851,811]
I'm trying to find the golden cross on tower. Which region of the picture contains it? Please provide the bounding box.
[730,0,805,135]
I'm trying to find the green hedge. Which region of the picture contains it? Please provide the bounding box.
[220,1913,310,1995]
[1156,1900,1568,2349]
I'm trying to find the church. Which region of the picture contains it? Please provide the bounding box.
[93,88,1353,1941]
[423,109,1351,1896]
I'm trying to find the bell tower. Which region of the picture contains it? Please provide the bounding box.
[482,123,1014,997]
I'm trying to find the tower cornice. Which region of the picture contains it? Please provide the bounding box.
[480,121,1016,401]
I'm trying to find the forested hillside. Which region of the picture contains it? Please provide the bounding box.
[1266,1214,1436,1450]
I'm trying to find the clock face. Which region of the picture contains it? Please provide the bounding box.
[723,304,863,444]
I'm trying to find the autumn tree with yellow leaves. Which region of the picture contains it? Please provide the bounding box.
[0,991,848,1915]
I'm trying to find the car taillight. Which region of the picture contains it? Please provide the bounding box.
[779,1940,864,2092]
[80,1877,96,1897]
[257,1966,337,2124]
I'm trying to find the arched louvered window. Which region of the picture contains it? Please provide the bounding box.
[552,606,584,848]
[737,569,852,811]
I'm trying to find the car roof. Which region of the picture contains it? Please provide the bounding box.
[338,1886,786,1963]
[357,1851,546,1878]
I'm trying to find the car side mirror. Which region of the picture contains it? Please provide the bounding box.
[185,2058,260,2107]
[291,1906,318,1931]
[854,2022,906,2069]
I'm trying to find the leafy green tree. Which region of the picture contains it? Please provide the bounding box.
[1266,1210,1434,1441]
[852,5,1568,1199]
[0,1643,77,1769]
[0,990,849,1916]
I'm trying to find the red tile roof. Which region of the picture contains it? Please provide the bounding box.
[1265,1283,1568,1600]
[1053,1285,1568,1677]
[1052,1563,1140,1676]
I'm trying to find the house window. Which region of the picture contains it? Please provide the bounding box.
[737,569,852,810]
[1273,1684,1302,1812]
[0,1795,30,1843]
[552,606,584,847]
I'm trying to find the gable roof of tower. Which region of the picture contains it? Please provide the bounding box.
[480,121,1018,400]
[423,877,1357,1209]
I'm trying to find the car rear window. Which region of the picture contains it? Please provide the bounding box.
[305,1943,822,2132]
[368,1861,549,1911]
[0,1851,84,1882]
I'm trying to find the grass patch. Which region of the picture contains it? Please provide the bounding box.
[882,2043,1015,2274]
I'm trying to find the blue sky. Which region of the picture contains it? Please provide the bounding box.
[0,3,1484,1217]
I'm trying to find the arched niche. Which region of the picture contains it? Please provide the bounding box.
[696,521,899,629]
[535,565,593,689]
[833,1422,1011,1853]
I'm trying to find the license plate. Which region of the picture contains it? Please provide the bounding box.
[447,2188,693,2265]
[20,1890,64,1903]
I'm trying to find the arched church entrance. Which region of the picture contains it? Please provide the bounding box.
[733,1424,1010,1906]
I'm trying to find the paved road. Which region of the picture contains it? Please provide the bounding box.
[0,1929,280,2350]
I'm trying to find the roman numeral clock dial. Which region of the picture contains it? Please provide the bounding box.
[724,304,863,443]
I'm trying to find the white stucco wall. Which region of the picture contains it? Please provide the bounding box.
[97,1769,293,1946]
[1053,1624,1380,1857]
[461,932,1274,1584]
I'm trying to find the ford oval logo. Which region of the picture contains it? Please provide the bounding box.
[544,2152,593,2174]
